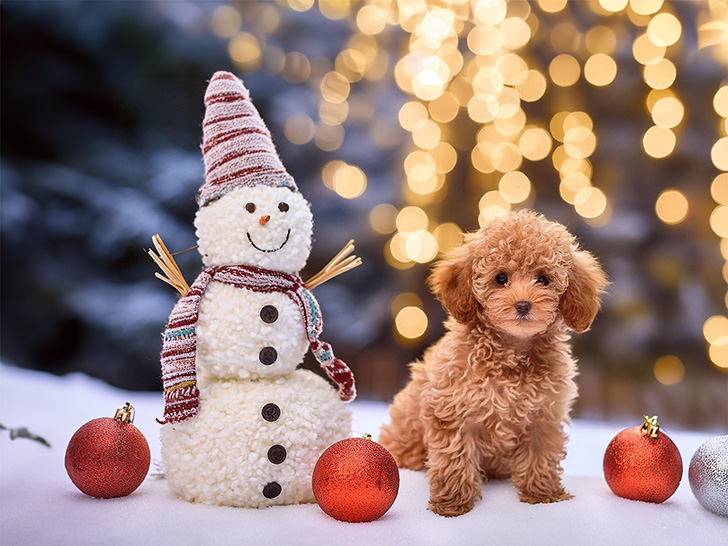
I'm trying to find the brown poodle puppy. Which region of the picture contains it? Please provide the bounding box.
[379,210,608,517]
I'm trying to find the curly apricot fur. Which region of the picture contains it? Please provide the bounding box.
[379,210,608,517]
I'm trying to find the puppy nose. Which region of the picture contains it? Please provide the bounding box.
[515,301,532,316]
[259,215,271,226]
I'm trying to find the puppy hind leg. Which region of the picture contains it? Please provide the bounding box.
[378,384,426,470]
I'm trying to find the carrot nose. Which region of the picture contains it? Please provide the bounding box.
[259,215,271,226]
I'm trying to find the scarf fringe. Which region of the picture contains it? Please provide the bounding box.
[157,384,201,424]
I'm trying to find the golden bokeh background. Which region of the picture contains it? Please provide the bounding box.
[204,0,728,427]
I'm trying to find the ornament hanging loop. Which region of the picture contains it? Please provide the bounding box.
[114,402,136,424]
[640,415,660,438]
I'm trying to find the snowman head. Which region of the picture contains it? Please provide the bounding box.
[195,185,312,272]
[194,71,313,273]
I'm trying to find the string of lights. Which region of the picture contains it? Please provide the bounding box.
[209,0,728,379]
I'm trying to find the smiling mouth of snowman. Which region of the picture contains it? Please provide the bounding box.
[246,230,291,253]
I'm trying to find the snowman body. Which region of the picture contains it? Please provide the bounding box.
[160,185,352,507]
[195,283,308,383]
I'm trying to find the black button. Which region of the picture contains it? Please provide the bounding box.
[259,346,277,366]
[261,403,280,422]
[260,305,278,324]
[263,481,281,499]
[267,445,287,465]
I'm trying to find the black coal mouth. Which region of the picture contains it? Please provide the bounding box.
[246,229,291,253]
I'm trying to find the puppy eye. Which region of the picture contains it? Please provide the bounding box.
[536,275,550,286]
[495,274,508,285]
[278,202,289,212]
[245,202,256,213]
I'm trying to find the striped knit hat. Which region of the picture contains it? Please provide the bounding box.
[198,71,297,207]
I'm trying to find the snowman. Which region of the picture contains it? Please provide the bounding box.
[157,71,356,508]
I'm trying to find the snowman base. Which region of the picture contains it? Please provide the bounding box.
[161,369,351,508]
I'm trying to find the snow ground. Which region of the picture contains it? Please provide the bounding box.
[0,364,725,546]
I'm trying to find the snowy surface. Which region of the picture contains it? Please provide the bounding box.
[0,363,725,546]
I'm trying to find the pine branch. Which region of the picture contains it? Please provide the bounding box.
[0,423,51,448]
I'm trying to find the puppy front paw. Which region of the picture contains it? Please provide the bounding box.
[428,498,475,517]
[518,489,573,504]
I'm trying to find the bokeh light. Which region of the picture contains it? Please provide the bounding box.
[584,54,617,86]
[519,127,552,161]
[647,12,682,47]
[537,0,568,14]
[314,123,344,151]
[318,0,350,21]
[704,315,728,345]
[404,230,439,263]
[282,51,311,83]
[548,54,580,87]
[709,343,728,369]
[642,126,676,158]
[633,33,666,65]
[288,0,314,12]
[212,5,242,38]
[284,113,316,145]
[654,355,685,385]
[711,173,728,205]
[574,187,607,218]
[651,97,684,128]
[432,222,462,255]
[395,306,428,339]
[396,206,429,232]
[714,86,728,118]
[498,171,532,203]
[369,203,398,234]
[655,189,689,225]
[514,69,547,102]
[711,137,728,171]
[320,71,350,103]
[586,26,617,54]
[643,58,676,90]
[229,32,262,69]
[357,5,387,35]
[322,160,367,199]
[599,0,629,13]
[710,206,728,237]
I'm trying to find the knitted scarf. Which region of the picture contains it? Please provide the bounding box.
[158,265,356,425]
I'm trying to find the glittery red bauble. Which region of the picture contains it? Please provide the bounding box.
[312,437,399,523]
[65,414,150,498]
[603,417,682,503]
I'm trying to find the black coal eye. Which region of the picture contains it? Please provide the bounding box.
[495,274,508,285]
[278,202,289,212]
[536,275,549,286]
[245,202,256,213]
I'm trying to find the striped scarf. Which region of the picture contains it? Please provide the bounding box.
[158,265,356,425]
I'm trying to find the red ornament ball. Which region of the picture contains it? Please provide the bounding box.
[603,416,682,503]
[65,403,150,498]
[312,436,399,523]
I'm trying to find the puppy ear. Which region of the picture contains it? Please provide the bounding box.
[560,249,608,332]
[428,243,478,324]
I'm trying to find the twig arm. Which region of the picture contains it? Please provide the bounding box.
[148,234,190,296]
[304,240,362,290]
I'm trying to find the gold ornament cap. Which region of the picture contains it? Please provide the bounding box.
[640,415,660,438]
[114,402,136,424]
